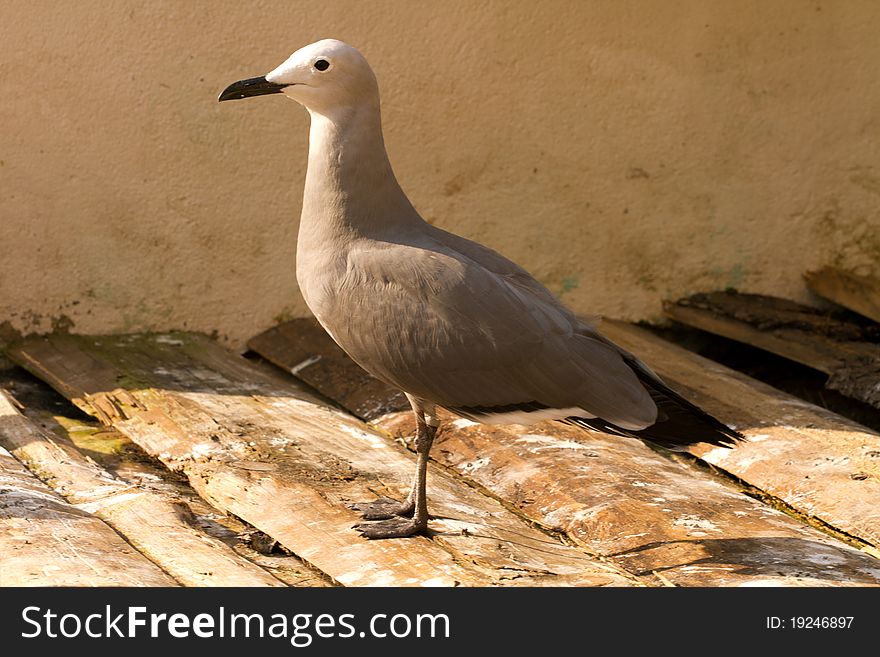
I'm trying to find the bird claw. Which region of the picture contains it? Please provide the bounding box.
[353,516,427,539]
[349,497,414,520]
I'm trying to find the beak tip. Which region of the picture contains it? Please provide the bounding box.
[218,76,287,103]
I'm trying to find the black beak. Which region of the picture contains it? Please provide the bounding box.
[218,76,288,102]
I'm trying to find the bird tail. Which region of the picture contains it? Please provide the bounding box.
[566,360,743,451]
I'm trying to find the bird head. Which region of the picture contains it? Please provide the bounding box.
[218,39,379,116]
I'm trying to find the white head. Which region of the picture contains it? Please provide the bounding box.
[219,39,379,116]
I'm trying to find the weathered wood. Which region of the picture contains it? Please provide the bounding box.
[379,411,880,586]
[663,292,880,409]
[0,390,288,587]
[0,440,177,587]
[24,407,332,588]
[247,318,880,586]
[805,267,880,324]
[602,320,880,549]
[1,360,331,587]
[9,333,635,587]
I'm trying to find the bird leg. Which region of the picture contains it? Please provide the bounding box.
[349,427,420,519]
[353,401,437,539]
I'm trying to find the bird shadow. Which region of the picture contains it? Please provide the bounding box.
[4,329,879,588]
[607,536,880,584]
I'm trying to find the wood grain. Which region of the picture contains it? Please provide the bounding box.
[246,318,880,586]
[0,431,177,587]
[602,320,880,549]
[9,333,635,587]
[23,404,332,588]
[805,267,880,323]
[0,389,288,587]
[663,292,880,408]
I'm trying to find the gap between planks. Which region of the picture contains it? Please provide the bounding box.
[8,333,638,588]
[0,389,292,587]
[662,291,880,409]
[601,320,880,549]
[30,407,333,588]
[0,424,176,587]
[246,318,880,587]
[805,267,880,324]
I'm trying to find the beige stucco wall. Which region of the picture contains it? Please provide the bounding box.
[2,0,879,347]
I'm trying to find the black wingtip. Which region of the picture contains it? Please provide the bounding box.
[566,416,741,451]
[566,368,744,451]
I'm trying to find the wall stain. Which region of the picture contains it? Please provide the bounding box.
[560,275,580,294]
[848,167,880,197]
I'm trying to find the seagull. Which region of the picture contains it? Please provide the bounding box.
[219,39,740,539]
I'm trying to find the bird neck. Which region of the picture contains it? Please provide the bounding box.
[300,103,419,245]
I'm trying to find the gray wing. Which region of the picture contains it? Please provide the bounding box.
[322,229,658,430]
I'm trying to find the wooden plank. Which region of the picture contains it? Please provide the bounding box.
[379,411,880,586]
[9,333,635,587]
[24,407,332,588]
[663,292,880,409]
[805,267,880,324]
[247,319,880,586]
[1,360,331,587]
[0,439,177,586]
[602,320,880,549]
[664,291,880,374]
[0,390,288,587]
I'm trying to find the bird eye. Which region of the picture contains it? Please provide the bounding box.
[313,59,330,71]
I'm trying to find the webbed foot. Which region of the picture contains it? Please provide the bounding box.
[353,516,427,539]
[349,496,414,520]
